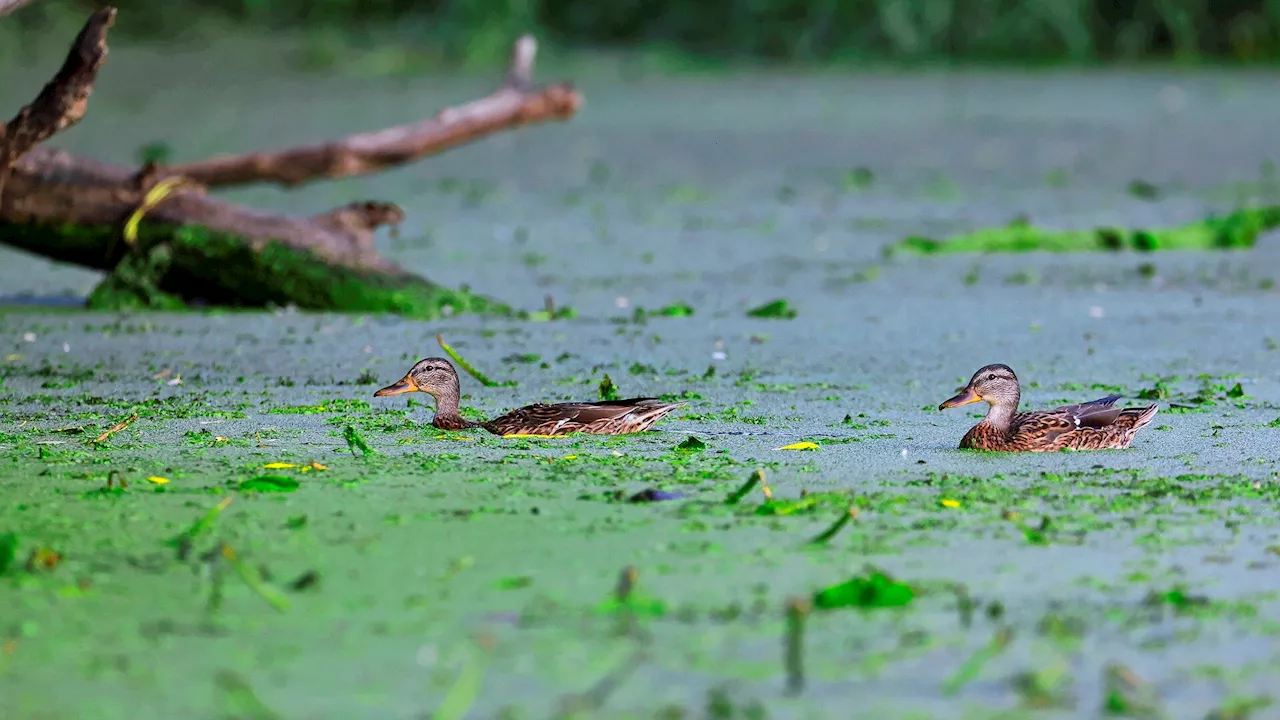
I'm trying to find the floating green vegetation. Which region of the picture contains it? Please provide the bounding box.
[757,491,851,517]
[1102,663,1163,717]
[808,505,857,544]
[343,425,375,457]
[884,206,1280,256]
[518,304,577,322]
[673,436,706,453]
[238,475,300,493]
[1127,179,1161,201]
[642,302,695,318]
[784,597,810,696]
[166,496,233,556]
[841,167,875,191]
[746,299,797,319]
[1136,374,1252,412]
[434,641,488,720]
[598,374,618,401]
[437,333,514,387]
[724,469,767,505]
[812,568,914,610]
[267,398,371,415]
[594,566,666,617]
[0,532,17,575]
[943,627,1013,695]
[214,671,282,720]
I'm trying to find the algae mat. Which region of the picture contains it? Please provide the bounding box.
[3,48,1280,719]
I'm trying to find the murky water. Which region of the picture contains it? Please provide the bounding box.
[2,32,1280,719]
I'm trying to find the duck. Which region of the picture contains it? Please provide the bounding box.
[373,357,685,436]
[937,363,1159,452]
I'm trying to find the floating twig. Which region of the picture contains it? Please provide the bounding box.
[616,565,638,603]
[954,583,975,629]
[553,647,648,718]
[90,413,138,446]
[221,542,290,612]
[214,670,283,720]
[437,333,511,387]
[808,504,858,545]
[943,626,1013,695]
[435,637,490,720]
[106,470,128,490]
[725,469,767,505]
[169,496,234,559]
[1102,661,1163,716]
[784,597,810,696]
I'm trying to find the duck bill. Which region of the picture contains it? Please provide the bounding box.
[938,386,982,410]
[374,375,418,397]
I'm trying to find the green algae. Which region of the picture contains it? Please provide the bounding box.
[745,298,797,319]
[812,569,915,610]
[598,373,618,401]
[342,425,374,456]
[238,475,300,493]
[673,435,706,453]
[0,533,17,575]
[884,206,1280,256]
[4,221,505,319]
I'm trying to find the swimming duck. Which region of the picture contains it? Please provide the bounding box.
[374,357,685,436]
[937,363,1159,452]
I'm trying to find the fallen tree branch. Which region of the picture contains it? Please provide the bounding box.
[154,35,582,189]
[0,8,582,317]
[0,6,113,200]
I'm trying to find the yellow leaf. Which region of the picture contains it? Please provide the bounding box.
[215,436,228,442]
[777,441,820,451]
[309,462,328,471]
[563,454,578,460]
[263,462,298,469]
[145,476,170,485]
[503,433,560,439]
[940,498,960,509]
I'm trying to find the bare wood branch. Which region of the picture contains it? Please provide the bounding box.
[0,11,576,317]
[157,35,583,189]
[0,7,114,200]
[0,0,41,18]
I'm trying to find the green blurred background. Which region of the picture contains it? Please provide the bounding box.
[4,0,1280,68]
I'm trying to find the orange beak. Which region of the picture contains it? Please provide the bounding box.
[938,386,982,410]
[374,374,418,397]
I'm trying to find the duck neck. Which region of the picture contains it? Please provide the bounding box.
[430,378,470,428]
[982,395,1018,433]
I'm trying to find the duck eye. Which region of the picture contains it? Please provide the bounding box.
[986,373,996,381]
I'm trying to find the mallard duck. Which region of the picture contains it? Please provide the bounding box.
[937,363,1159,452]
[373,357,685,436]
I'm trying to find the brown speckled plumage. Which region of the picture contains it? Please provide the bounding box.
[938,363,1159,452]
[374,357,683,436]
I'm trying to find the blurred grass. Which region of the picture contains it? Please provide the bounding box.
[3,0,1280,71]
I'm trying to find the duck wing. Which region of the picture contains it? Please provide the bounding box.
[484,398,683,436]
[1051,394,1125,429]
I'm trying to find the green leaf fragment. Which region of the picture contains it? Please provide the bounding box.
[746,299,797,319]
[238,475,300,493]
[674,436,706,453]
[813,570,914,610]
